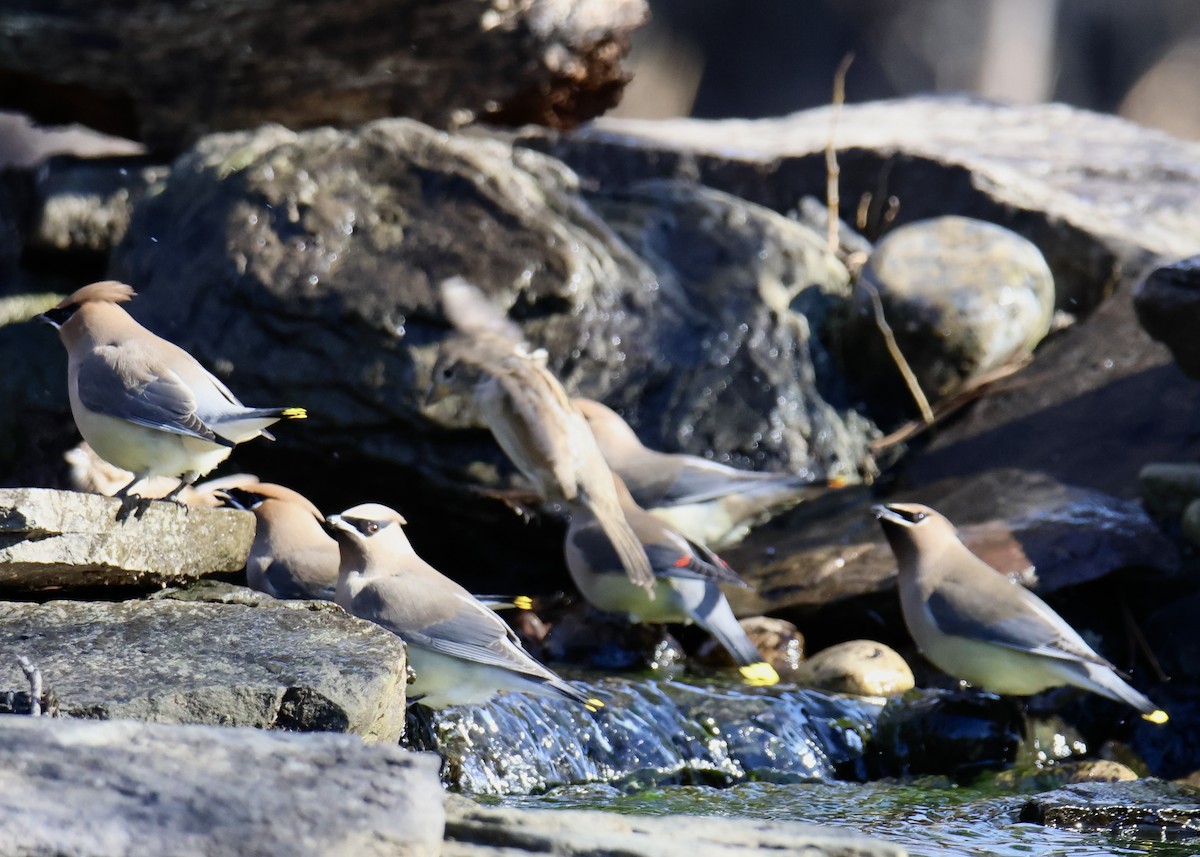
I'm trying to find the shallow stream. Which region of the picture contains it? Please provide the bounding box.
[407,675,1199,856]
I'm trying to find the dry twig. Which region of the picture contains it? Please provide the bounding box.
[825,53,855,253]
[861,280,933,422]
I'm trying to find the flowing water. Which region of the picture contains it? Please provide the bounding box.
[406,675,1199,856]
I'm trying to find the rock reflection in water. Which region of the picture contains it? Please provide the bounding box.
[405,678,881,795]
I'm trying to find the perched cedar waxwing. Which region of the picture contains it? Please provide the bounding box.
[219,482,339,601]
[38,281,306,508]
[874,502,1168,724]
[429,278,654,595]
[564,473,781,687]
[327,502,603,710]
[573,397,840,549]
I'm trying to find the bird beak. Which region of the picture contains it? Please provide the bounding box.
[871,504,911,527]
[323,514,351,537]
[35,313,59,329]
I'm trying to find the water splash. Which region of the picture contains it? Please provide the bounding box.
[405,678,882,795]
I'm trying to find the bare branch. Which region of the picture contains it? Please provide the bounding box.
[861,280,933,423]
[825,53,855,253]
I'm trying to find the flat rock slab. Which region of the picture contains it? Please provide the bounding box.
[1018,780,1200,839]
[0,599,408,741]
[520,97,1200,311]
[0,488,254,591]
[0,717,443,857]
[442,794,905,857]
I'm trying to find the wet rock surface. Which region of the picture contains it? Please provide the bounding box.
[0,598,408,740]
[443,793,905,857]
[0,0,647,150]
[866,690,1025,783]
[414,679,880,794]
[1018,780,1200,838]
[0,488,254,591]
[0,717,444,857]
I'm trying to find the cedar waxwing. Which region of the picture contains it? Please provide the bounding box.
[429,278,654,595]
[326,502,603,710]
[38,281,306,507]
[219,482,339,601]
[574,397,840,549]
[564,473,781,687]
[874,502,1168,724]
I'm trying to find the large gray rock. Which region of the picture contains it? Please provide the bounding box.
[0,0,647,151]
[442,793,905,857]
[1018,780,1200,837]
[0,717,443,857]
[586,179,866,474]
[0,599,408,740]
[0,488,254,591]
[108,118,869,587]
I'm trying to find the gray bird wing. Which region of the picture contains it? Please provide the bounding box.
[77,346,232,446]
[570,517,749,588]
[357,579,557,681]
[658,459,803,506]
[926,569,1114,668]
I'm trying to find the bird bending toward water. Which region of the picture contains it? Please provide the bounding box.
[38,281,306,512]
[874,502,1167,724]
[565,472,780,686]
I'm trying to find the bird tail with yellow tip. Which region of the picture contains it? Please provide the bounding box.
[739,662,781,687]
[280,407,307,420]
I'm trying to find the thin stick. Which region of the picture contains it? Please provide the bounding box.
[862,280,934,422]
[826,53,855,252]
[868,356,1032,452]
[1122,603,1169,683]
[16,655,41,717]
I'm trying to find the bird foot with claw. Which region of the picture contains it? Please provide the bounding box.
[114,493,154,522]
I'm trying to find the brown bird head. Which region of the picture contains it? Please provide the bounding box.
[872,502,958,567]
[219,481,324,524]
[37,281,136,330]
[573,398,644,451]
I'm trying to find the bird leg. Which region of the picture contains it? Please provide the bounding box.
[163,471,199,507]
[113,474,152,522]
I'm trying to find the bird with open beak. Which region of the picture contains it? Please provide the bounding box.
[874,502,1168,723]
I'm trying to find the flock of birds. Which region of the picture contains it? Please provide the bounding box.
[34,279,1167,725]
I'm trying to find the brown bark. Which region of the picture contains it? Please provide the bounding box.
[0,0,646,152]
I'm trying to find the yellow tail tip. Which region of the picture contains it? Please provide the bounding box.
[584,698,605,712]
[740,662,781,687]
[282,407,307,420]
[512,595,534,611]
[1143,709,1169,725]
[828,475,849,489]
